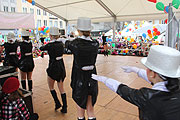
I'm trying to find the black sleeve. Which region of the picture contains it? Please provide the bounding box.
[65,40,75,52]
[40,44,50,51]
[116,84,148,108]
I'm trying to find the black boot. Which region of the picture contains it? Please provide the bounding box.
[50,90,61,110]
[61,93,67,113]
[88,118,96,120]
[28,80,33,91]
[21,80,26,90]
[78,117,85,120]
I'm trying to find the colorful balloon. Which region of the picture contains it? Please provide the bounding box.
[147,30,151,34]
[172,0,180,9]
[156,31,160,35]
[164,6,169,14]
[38,27,41,31]
[29,29,31,32]
[133,44,137,49]
[142,33,147,38]
[153,28,158,32]
[165,19,168,24]
[153,32,157,36]
[27,0,32,3]
[156,2,165,11]
[32,1,35,5]
[147,0,157,3]
[154,36,158,39]
[46,30,50,33]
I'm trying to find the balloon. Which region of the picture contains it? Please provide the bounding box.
[164,6,169,14]
[153,26,156,29]
[142,33,147,38]
[32,1,35,5]
[27,0,32,3]
[156,2,165,11]
[154,36,158,39]
[31,30,33,33]
[125,48,129,53]
[46,30,50,33]
[153,28,158,32]
[131,38,134,42]
[153,32,156,36]
[41,27,44,31]
[124,37,127,40]
[156,31,160,35]
[29,29,31,32]
[147,30,151,34]
[133,44,137,49]
[46,27,49,30]
[172,0,180,9]
[165,19,168,24]
[38,27,41,31]
[147,0,157,3]
[112,43,115,48]
[129,28,132,31]
[127,38,131,41]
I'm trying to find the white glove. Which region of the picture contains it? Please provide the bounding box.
[92,74,121,92]
[121,66,140,73]
[121,66,150,83]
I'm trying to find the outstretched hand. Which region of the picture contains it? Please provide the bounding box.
[121,66,139,73]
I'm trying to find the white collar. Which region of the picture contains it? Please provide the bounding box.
[78,36,92,41]
[24,40,31,43]
[7,41,15,44]
[152,81,169,92]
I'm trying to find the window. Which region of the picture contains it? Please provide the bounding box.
[37,20,41,27]
[49,20,53,27]
[3,6,8,12]
[37,9,41,15]
[60,21,63,28]
[54,21,58,27]
[11,7,15,12]
[22,0,26,3]
[43,10,47,16]
[23,7,27,13]
[10,0,15,3]
[44,20,47,26]
[30,8,34,14]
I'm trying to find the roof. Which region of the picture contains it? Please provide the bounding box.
[35,0,180,23]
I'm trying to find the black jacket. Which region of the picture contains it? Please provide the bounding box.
[65,38,99,109]
[2,42,19,67]
[18,41,34,72]
[40,41,66,82]
[117,84,180,120]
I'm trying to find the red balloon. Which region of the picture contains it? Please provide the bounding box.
[165,19,168,24]
[147,0,157,3]
[29,29,31,32]
[153,28,158,32]
[147,30,151,34]
[129,28,132,31]
[156,31,160,35]
[41,27,44,31]
[43,26,46,28]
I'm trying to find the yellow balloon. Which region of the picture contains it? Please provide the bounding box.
[125,48,129,53]
[131,38,134,42]
[124,37,127,40]
[38,27,41,31]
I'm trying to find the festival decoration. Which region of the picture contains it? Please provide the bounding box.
[147,0,157,3]
[156,2,165,11]
[172,0,180,9]
[164,6,169,14]
[142,33,147,38]
[165,19,168,24]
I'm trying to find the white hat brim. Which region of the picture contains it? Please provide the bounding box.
[75,26,93,31]
[141,57,180,78]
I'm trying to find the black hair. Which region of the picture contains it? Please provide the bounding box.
[159,74,180,92]
[22,36,29,40]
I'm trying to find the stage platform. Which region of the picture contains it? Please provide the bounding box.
[30,54,151,120]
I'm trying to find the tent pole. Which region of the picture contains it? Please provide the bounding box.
[66,21,68,36]
[168,3,173,48]
[113,17,117,42]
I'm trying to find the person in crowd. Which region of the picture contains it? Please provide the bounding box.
[0,77,39,120]
[102,33,108,56]
[39,33,45,58]
[1,32,19,72]
[65,17,99,120]
[18,30,34,92]
[92,45,180,120]
[40,27,67,113]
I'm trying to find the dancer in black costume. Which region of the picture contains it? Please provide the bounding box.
[18,30,34,92]
[66,17,99,120]
[92,45,180,120]
[40,27,67,113]
[1,32,19,72]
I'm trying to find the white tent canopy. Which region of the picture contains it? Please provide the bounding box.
[35,0,180,23]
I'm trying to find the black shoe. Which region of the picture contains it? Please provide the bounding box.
[88,118,96,120]
[60,93,67,113]
[78,117,85,120]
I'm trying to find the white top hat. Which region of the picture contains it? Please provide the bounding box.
[141,45,180,78]
[7,32,15,41]
[21,30,30,36]
[49,27,59,35]
[76,17,93,31]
